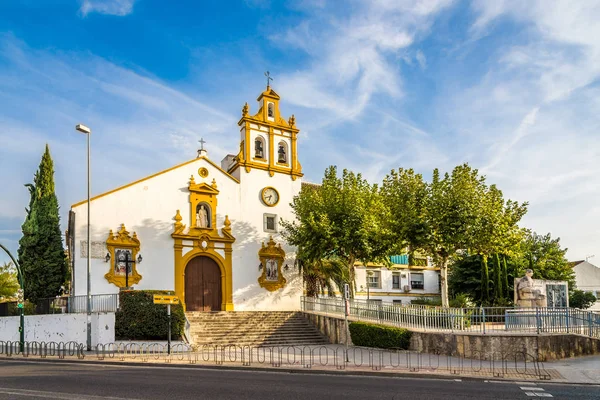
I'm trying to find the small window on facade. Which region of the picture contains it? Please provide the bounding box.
[393,300,402,305]
[367,271,381,289]
[411,273,425,290]
[278,142,287,163]
[392,273,400,289]
[263,213,277,233]
[268,103,274,118]
[255,137,264,159]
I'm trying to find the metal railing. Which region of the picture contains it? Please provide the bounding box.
[301,297,600,338]
[0,294,119,316]
[0,340,553,380]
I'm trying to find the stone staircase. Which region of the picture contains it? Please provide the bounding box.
[185,311,330,347]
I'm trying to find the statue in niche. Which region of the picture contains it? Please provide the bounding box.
[196,204,209,228]
[516,269,546,307]
[266,259,278,281]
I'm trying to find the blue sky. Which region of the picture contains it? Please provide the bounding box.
[1,0,599,265]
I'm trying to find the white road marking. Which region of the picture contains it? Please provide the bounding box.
[515,381,537,385]
[520,387,544,391]
[0,387,141,400]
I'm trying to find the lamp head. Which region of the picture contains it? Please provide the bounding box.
[76,124,91,134]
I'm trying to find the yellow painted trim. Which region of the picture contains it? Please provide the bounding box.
[72,157,238,208]
[257,237,287,291]
[327,291,440,298]
[198,156,240,184]
[252,157,268,163]
[104,224,142,288]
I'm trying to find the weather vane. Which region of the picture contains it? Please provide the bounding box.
[265,71,273,88]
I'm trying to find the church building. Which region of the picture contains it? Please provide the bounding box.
[67,85,304,312]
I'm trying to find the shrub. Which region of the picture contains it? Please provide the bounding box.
[570,290,597,310]
[410,297,442,306]
[349,321,412,350]
[115,290,185,340]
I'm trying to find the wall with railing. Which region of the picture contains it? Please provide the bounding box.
[301,297,600,339]
[0,294,119,317]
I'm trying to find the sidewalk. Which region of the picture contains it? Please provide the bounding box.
[545,354,600,384]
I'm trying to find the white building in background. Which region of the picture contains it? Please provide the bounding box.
[572,260,600,311]
[354,255,441,304]
[67,85,306,312]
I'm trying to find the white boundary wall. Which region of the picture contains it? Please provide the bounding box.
[0,313,114,345]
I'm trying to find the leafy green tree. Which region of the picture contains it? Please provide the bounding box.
[420,164,490,307]
[514,231,575,289]
[380,168,428,259]
[18,144,68,302]
[297,257,349,297]
[570,290,597,309]
[282,166,393,295]
[0,262,19,299]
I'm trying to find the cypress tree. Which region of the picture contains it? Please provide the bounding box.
[17,144,68,302]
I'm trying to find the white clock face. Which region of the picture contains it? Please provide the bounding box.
[262,187,279,206]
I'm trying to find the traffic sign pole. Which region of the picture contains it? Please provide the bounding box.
[344,283,350,363]
[167,303,171,355]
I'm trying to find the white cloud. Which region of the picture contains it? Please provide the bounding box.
[271,0,452,119]
[454,0,600,261]
[0,34,237,259]
[79,0,137,17]
[415,49,427,69]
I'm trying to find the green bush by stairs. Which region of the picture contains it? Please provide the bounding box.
[349,321,412,350]
[115,290,184,340]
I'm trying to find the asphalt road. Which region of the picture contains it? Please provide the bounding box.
[0,360,598,399]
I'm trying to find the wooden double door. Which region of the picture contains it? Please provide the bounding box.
[185,256,222,312]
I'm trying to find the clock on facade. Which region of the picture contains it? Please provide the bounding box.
[261,187,279,206]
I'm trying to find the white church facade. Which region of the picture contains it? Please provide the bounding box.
[67,86,305,312]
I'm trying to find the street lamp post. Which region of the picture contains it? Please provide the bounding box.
[76,123,92,351]
[0,243,25,351]
[366,270,373,301]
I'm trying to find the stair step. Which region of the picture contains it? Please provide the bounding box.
[184,311,328,347]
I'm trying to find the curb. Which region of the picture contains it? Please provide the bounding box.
[0,356,584,385]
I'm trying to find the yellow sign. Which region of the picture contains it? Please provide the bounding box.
[153,295,180,305]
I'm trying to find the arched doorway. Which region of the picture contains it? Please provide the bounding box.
[185,256,222,311]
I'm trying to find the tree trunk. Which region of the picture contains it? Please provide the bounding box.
[440,257,449,307]
[481,255,489,304]
[503,255,510,300]
[495,253,502,301]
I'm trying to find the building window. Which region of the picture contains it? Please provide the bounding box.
[278,142,287,163]
[392,273,400,289]
[411,273,424,290]
[393,300,402,305]
[263,213,277,233]
[367,271,381,289]
[268,103,274,118]
[255,137,265,159]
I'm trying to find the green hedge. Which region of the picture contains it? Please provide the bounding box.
[349,321,412,350]
[115,290,185,340]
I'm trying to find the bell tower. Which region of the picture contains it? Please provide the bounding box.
[228,76,302,180]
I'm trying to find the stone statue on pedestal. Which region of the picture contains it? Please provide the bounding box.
[516,269,546,307]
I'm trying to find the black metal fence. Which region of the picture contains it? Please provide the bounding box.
[0,294,119,317]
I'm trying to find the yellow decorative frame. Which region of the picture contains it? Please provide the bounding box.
[258,236,287,291]
[261,186,280,207]
[104,224,142,287]
[198,167,209,178]
[172,174,236,311]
